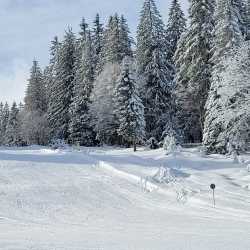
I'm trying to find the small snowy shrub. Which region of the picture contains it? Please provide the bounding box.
[72,142,81,151]
[246,164,250,173]
[232,151,239,164]
[164,135,177,155]
[153,167,176,184]
[199,145,207,157]
[176,188,188,204]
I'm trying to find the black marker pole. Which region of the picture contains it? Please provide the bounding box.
[210,184,216,207]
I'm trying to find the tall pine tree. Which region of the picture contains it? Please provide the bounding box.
[25,60,47,114]
[47,28,76,141]
[91,14,133,145]
[0,103,9,144]
[174,0,215,143]
[137,0,173,142]
[203,0,246,153]
[23,60,48,145]
[5,102,22,146]
[166,0,186,80]
[246,0,250,40]
[69,31,96,146]
[115,57,145,151]
[92,14,104,76]
[97,14,133,73]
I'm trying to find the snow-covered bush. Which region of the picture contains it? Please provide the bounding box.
[176,188,188,204]
[232,151,239,164]
[199,145,207,157]
[153,167,176,184]
[164,135,177,155]
[247,164,250,173]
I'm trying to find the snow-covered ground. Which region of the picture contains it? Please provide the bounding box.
[0,146,250,250]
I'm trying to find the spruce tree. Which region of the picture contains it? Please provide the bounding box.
[246,0,250,40]
[211,0,243,69]
[241,0,250,40]
[5,102,21,146]
[24,60,47,114]
[203,42,250,153]
[74,18,89,84]
[98,14,132,73]
[0,102,9,144]
[0,103,4,144]
[92,14,104,76]
[166,0,186,80]
[69,32,96,146]
[115,57,145,151]
[203,0,247,153]
[137,0,172,141]
[119,15,133,59]
[102,14,121,64]
[91,14,133,144]
[90,63,121,145]
[174,0,215,143]
[23,61,48,145]
[44,36,61,102]
[47,28,76,141]
[0,103,3,143]
[75,18,89,70]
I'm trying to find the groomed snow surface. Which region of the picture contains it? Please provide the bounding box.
[0,146,250,250]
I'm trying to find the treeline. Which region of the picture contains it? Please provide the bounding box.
[0,0,249,154]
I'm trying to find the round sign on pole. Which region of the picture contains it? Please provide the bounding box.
[210,183,216,207]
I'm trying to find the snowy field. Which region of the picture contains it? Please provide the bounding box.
[0,146,250,250]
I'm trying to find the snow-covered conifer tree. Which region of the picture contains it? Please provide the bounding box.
[174,0,215,143]
[92,14,104,76]
[69,31,96,146]
[203,41,250,153]
[244,0,250,40]
[44,37,60,101]
[136,0,172,141]
[101,14,121,65]
[90,63,121,145]
[98,14,132,73]
[73,18,89,84]
[0,103,7,144]
[47,28,76,141]
[166,0,186,79]
[203,0,245,153]
[25,60,47,114]
[90,14,133,144]
[211,0,243,69]
[115,57,145,151]
[0,103,3,144]
[119,15,133,59]
[5,102,22,146]
[23,61,48,145]
[0,102,9,144]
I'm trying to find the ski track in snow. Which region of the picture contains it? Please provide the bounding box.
[0,146,250,250]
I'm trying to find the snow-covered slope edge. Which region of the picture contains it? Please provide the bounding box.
[0,146,250,250]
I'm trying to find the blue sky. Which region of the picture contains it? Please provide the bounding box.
[0,0,188,103]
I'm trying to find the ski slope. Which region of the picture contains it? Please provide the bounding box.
[0,146,250,250]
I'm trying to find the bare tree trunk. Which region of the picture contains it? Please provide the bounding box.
[133,136,137,152]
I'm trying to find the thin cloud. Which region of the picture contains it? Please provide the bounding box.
[0,59,29,103]
[0,0,188,103]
